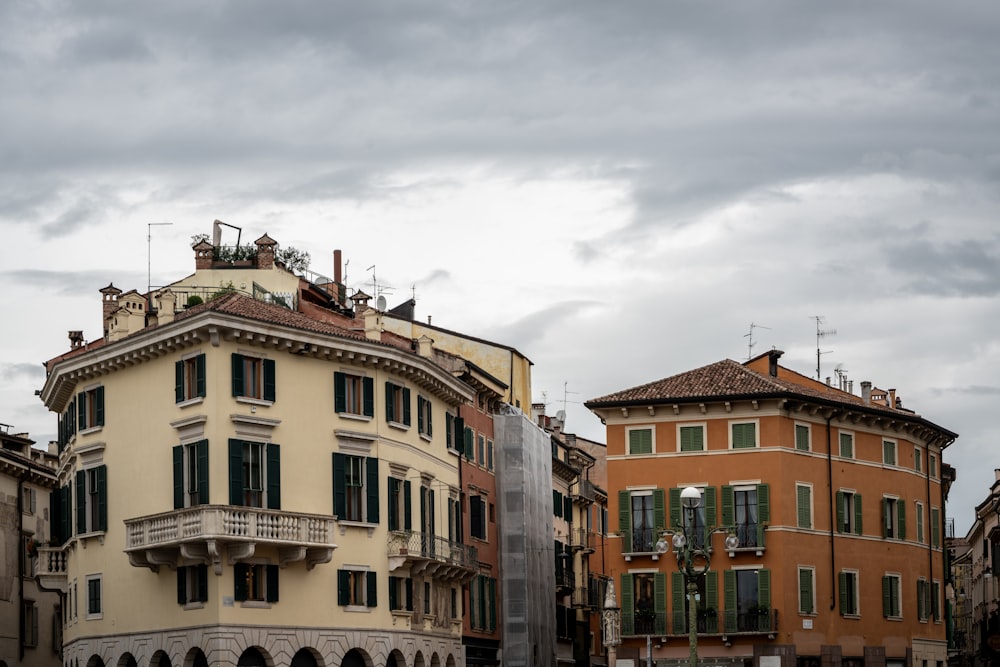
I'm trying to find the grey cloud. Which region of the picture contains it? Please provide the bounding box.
[59,25,153,65]
[885,238,1000,297]
[0,269,141,297]
[493,300,602,349]
[0,363,45,381]
[931,385,1000,397]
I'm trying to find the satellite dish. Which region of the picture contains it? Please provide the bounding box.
[376,295,387,311]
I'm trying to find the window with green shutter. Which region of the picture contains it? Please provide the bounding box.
[916,502,925,543]
[796,484,812,529]
[835,490,862,535]
[228,439,280,509]
[235,563,278,603]
[77,386,105,431]
[175,354,207,403]
[798,567,815,614]
[173,440,209,509]
[731,422,756,449]
[839,570,859,615]
[332,453,379,523]
[931,506,941,548]
[385,382,411,426]
[883,440,897,465]
[839,432,854,458]
[795,424,810,451]
[231,353,275,402]
[882,574,901,617]
[628,428,653,455]
[75,465,108,534]
[679,425,704,452]
[334,371,374,417]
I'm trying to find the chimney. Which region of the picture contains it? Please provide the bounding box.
[888,388,896,408]
[255,234,277,270]
[995,469,1000,484]
[100,283,123,337]
[193,239,214,270]
[416,334,434,358]
[826,377,831,386]
[364,307,382,341]
[155,289,177,325]
[68,330,84,350]
[334,249,342,285]
[767,349,784,377]
[861,381,872,404]
[848,380,853,394]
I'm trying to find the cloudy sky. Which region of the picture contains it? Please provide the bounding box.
[2,1,998,535]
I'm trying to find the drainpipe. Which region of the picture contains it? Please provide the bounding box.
[827,412,838,610]
[17,471,28,663]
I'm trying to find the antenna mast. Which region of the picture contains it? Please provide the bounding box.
[744,322,771,360]
[812,316,837,380]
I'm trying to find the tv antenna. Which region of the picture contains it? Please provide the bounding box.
[834,364,849,391]
[562,382,579,415]
[367,264,394,311]
[744,322,771,360]
[812,316,836,380]
[147,222,173,293]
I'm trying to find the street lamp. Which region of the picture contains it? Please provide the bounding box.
[668,486,739,667]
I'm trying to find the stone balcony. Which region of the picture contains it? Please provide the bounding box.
[35,545,69,593]
[386,530,478,583]
[124,505,337,574]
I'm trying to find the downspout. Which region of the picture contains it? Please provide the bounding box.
[17,471,28,663]
[827,412,838,610]
[926,436,935,611]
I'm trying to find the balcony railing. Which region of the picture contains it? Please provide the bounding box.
[573,479,597,503]
[124,504,337,573]
[573,585,602,609]
[35,545,69,593]
[570,527,595,552]
[386,531,478,582]
[623,608,778,638]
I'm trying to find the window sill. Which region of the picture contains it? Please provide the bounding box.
[391,608,413,617]
[841,612,860,620]
[344,605,372,613]
[337,520,378,538]
[79,426,103,437]
[338,412,373,423]
[85,612,103,621]
[177,396,205,408]
[183,601,206,611]
[75,531,107,547]
[236,397,274,408]
[419,432,432,443]
[388,421,410,432]
[240,600,272,609]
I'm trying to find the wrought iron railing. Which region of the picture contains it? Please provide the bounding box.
[622,608,778,637]
[386,531,478,570]
[625,527,658,553]
[571,527,595,551]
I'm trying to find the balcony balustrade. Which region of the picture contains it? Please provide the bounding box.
[124,504,337,574]
[570,527,596,553]
[35,545,69,593]
[386,530,478,583]
[622,607,778,638]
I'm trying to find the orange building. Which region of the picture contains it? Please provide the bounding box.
[585,350,957,667]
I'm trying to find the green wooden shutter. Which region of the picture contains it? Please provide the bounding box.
[564,496,573,522]
[897,498,906,540]
[721,485,734,527]
[671,572,685,633]
[95,386,105,427]
[429,489,436,538]
[836,491,845,532]
[797,485,811,528]
[654,572,667,635]
[334,372,346,413]
[758,569,770,608]
[464,426,474,460]
[724,570,737,633]
[554,490,562,517]
[366,456,380,523]
[332,453,346,517]
[651,488,665,532]
[95,465,108,531]
[60,485,71,542]
[426,401,432,437]
[389,576,398,610]
[49,489,62,545]
[704,486,717,530]
[931,507,941,547]
[618,490,632,550]
[196,354,206,397]
[235,563,248,601]
[932,581,940,620]
[266,444,281,510]
[175,360,185,403]
[77,392,86,429]
[406,578,413,611]
[799,568,813,613]
[229,439,244,505]
[266,564,279,602]
[417,396,425,434]
[173,445,184,509]
[232,353,244,397]
[388,478,399,531]
[196,440,209,505]
[706,571,718,612]
[839,572,849,614]
[263,359,276,402]
[75,470,86,533]
[488,578,497,631]
[453,416,463,451]
[177,568,187,605]
[197,564,208,602]
[881,498,889,538]
[402,388,411,426]
[385,382,395,422]
[854,493,863,535]
[669,487,681,530]
[366,572,377,607]
[446,413,453,448]
[403,480,412,530]
[337,569,350,605]
[362,376,374,417]
[795,424,809,450]
[882,576,891,617]
[621,574,634,636]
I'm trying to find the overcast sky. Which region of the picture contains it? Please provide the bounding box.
[2,1,998,536]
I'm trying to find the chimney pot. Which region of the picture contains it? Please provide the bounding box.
[861,381,872,404]
[767,349,784,377]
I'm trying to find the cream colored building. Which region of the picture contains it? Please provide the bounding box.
[37,230,487,667]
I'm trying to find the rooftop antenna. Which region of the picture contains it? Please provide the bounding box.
[834,364,849,390]
[562,381,579,415]
[812,316,836,380]
[744,322,771,360]
[147,222,173,293]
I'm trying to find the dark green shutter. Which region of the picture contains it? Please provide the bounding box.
[618,490,632,550]
[263,359,276,402]
[77,392,86,429]
[724,570,737,633]
[75,470,86,533]
[799,568,813,613]
[654,572,667,635]
[564,496,573,522]
[173,445,184,509]
[366,457,379,523]
[196,440,209,505]
[488,578,497,630]
[758,483,770,523]
[671,572,685,633]
[669,487,681,530]
[721,485,734,526]
[464,427,474,460]
[196,354,206,397]
[385,382,395,422]
[839,572,849,614]
[654,488,666,531]
[426,401,432,437]
[177,568,187,605]
[232,353,244,397]
[266,564,279,602]
[49,489,62,545]
[175,360,185,403]
[854,493,863,534]
[367,572,377,607]
[266,444,281,510]
[453,416,464,451]
[706,571,718,612]
[197,565,208,602]
[897,498,906,540]
[417,396,425,434]
[758,569,770,608]
[60,485,71,541]
[402,388,411,426]
[554,490,562,518]
[836,491,845,532]
[446,413,453,448]
[932,507,941,547]
[882,576,891,616]
[334,372,346,413]
[704,486,717,529]
[337,570,350,605]
[229,439,244,505]
[95,386,104,427]
[235,563,248,601]
[404,480,412,530]
[406,578,413,611]
[332,453,346,517]
[362,377,374,417]
[882,498,889,538]
[389,576,398,610]
[388,478,399,531]
[621,574,634,636]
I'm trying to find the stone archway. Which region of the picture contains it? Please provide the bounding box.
[86,656,106,667]
[151,650,173,667]
[386,649,407,667]
[291,648,319,667]
[117,654,138,667]
[237,648,267,667]
[340,648,368,667]
[185,648,209,667]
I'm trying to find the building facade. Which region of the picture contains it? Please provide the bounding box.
[586,350,957,667]
[953,471,1000,667]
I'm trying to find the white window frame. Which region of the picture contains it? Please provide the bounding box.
[884,495,902,540]
[796,482,813,529]
[885,572,902,619]
[729,419,759,450]
[178,350,206,406]
[79,383,104,434]
[841,568,860,616]
[85,574,103,620]
[343,565,372,613]
[798,566,816,615]
[838,430,854,459]
[626,426,655,456]
[929,453,938,479]
[676,422,706,453]
[839,489,860,534]
[794,422,811,452]
[883,439,897,466]
[915,501,925,544]
[914,446,923,473]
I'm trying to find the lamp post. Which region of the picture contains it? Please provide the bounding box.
[669,486,739,667]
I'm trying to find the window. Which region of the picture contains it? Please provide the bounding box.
[446,413,455,450]
[916,501,925,543]
[22,533,36,577]
[679,425,704,452]
[424,581,431,614]
[723,569,771,633]
[337,568,376,608]
[388,576,413,611]
[670,570,715,634]
[75,465,108,534]
[177,565,208,605]
[231,353,275,402]
[620,489,665,553]
[929,453,938,479]
[839,432,854,458]
[86,575,102,618]
[463,426,474,461]
[478,434,486,465]
[420,485,436,545]
[333,454,379,523]
[487,439,494,471]
[883,497,905,540]
[451,587,458,619]
[173,440,209,508]
[235,563,278,604]
[932,580,941,621]
[470,495,487,540]
[839,570,859,616]
[447,496,459,541]
[470,575,498,631]
[416,395,432,438]
[628,427,653,455]
[914,447,923,472]
[883,440,897,466]
[669,486,713,549]
[882,574,901,618]
[385,382,411,427]
[22,486,36,515]
[77,386,105,431]
[22,600,37,647]
[796,484,812,529]
[334,371,374,418]
[917,578,930,621]
[229,440,280,509]
[175,353,206,403]
[931,506,941,548]
[798,567,815,614]
[836,490,863,535]
[795,424,810,451]
[387,477,412,532]
[722,484,769,549]
[553,490,564,518]
[731,422,757,449]
[622,572,666,636]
